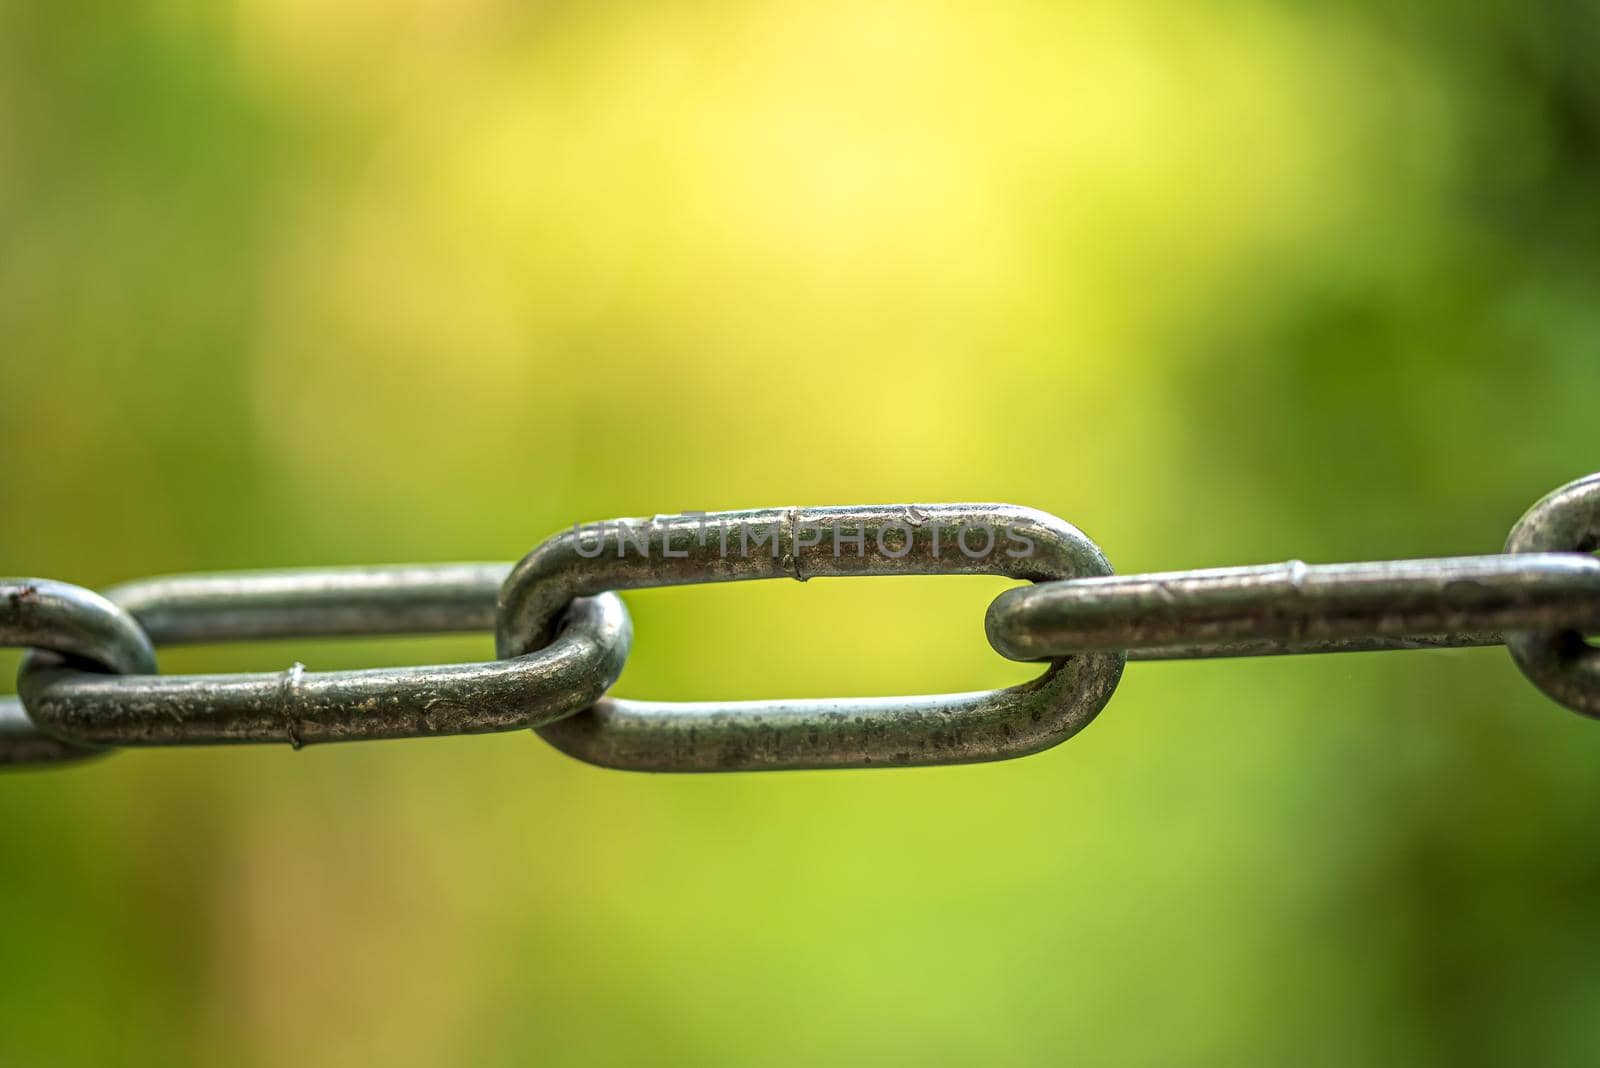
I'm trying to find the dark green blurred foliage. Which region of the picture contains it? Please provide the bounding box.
[1,1,1597,1064]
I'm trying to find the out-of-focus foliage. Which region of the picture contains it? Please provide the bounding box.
[1,1,1597,1064]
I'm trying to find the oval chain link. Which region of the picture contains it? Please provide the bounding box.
[498,505,1124,771]
[986,554,1600,661]
[17,566,631,750]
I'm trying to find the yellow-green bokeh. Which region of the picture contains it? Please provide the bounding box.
[2,1,1598,1064]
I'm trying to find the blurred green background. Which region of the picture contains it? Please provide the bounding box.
[2,0,1599,1064]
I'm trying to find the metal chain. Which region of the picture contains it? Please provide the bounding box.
[4,474,1597,772]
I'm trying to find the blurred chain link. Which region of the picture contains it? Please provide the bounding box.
[4,474,1597,771]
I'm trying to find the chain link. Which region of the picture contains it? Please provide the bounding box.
[17,567,630,750]
[985,554,1600,661]
[3,474,1597,771]
[497,505,1123,771]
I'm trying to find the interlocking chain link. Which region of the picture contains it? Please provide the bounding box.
[15,568,629,753]
[4,474,1598,772]
[496,505,1123,771]
[985,555,1600,661]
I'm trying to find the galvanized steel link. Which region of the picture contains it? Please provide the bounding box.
[17,566,631,748]
[497,505,1125,772]
[982,472,1600,719]
[986,554,1600,661]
